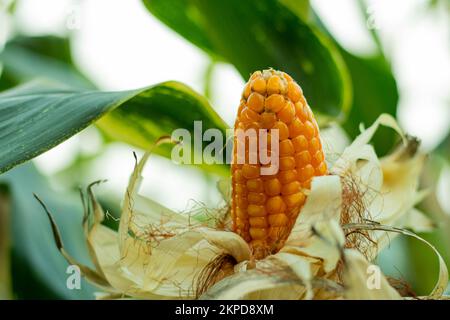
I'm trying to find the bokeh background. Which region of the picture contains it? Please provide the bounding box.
[0,0,449,299]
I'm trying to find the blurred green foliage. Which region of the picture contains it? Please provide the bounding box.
[339,50,399,155]
[0,163,96,299]
[0,35,94,90]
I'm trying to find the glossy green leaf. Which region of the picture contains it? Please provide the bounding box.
[0,163,96,299]
[0,35,94,91]
[0,81,229,175]
[143,0,351,119]
[341,50,399,155]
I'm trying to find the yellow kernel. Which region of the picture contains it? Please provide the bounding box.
[265,94,285,113]
[277,101,295,124]
[240,107,261,123]
[264,178,282,196]
[294,150,311,167]
[279,156,295,171]
[278,169,298,184]
[279,139,294,156]
[309,137,320,151]
[246,178,264,192]
[280,81,288,95]
[283,192,305,208]
[272,121,289,140]
[236,197,248,208]
[299,164,315,182]
[249,227,268,240]
[235,217,247,229]
[268,213,289,227]
[303,120,316,139]
[243,121,261,131]
[302,179,311,189]
[247,92,265,113]
[294,101,304,117]
[235,184,247,194]
[248,204,266,217]
[235,207,247,219]
[249,217,268,228]
[266,196,286,214]
[292,135,308,152]
[281,181,301,196]
[260,112,277,129]
[316,162,327,176]
[288,118,304,138]
[299,102,310,120]
[251,71,262,80]
[267,75,282,95]
[248,192,266,205]
[236,121,246,131]
[252,78,267,94]
[287,81,302,102]
[312,151,324,166]
[233,169,245,183]
[242,164,260,179]
[243,83,252,99]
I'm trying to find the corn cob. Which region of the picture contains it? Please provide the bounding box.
[231,69,327,258]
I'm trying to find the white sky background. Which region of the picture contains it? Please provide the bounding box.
[6,0,449,212]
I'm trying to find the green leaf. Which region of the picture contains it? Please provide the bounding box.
[341,50,399,155]
[406,230,450,296]
[436,131,450,160]
[279,0,311,21]
[0,163,96,299]
[0,81,229,176]
[0,185,12,299]
[0,35,94,91]
[142,0,217,57]
[143,0,351,120]
[310,11,399,154]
